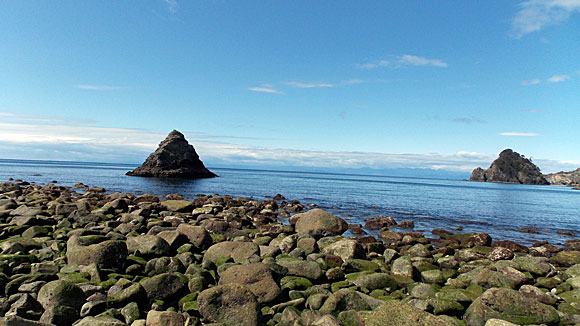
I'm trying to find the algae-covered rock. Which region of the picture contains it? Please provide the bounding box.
[319,288,383,314]
[126,235,171,258]
[352,273,397,291]
[160,199,193,212]
[360,299,454,326]
[198,283,260,326]
[276,256,323,280]
[140,273,187,304]
[203,241,260,265]
[66,236,127,272]
[464,287,560,326]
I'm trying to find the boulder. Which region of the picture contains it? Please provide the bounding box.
[203,241,260,265]
[218,263,280,303]
[140,273,187,304]
[198,283,260,326]
[127,130,216,178]
[126,235,171,258]
[37,280,85,311]
[321,239,364,261]
[176,224,213,249]
[146,310,185,326]
[66,236,127,272]
[293,209,348,237]
[464,287,559,326]
[360,299,453,326]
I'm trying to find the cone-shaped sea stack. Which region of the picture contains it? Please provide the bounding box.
[127,130,217,178]
[469,149,548,185]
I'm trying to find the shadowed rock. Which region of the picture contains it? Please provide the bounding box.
[127,130,216,178]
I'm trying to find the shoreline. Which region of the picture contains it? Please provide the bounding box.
[1,180,580,325]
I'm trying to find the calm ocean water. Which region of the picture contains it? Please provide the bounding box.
[1,159,579,245]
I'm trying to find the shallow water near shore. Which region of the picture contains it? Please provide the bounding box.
[1,159,578,245]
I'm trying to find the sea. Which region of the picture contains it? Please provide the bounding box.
[1,159,579,246]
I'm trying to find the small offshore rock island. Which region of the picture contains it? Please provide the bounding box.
[469,149,580,188]
[127,130,217,179]
[469,149,548,185]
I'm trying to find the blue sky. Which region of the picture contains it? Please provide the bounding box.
[0,1,579,173]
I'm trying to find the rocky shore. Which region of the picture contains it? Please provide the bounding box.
[1,181,580,326]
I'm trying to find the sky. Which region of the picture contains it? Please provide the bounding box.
[0,1,579,174]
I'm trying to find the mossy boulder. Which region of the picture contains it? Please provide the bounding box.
[66,236,128,272]
[203,241,260,266]
[464,287,560,326]
[360,299,454,326]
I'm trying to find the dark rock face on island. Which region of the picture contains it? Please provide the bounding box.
[545,168,580,187]
[469,149,549,185]
[127,130,217,178]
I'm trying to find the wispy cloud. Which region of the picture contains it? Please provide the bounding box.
[248,84,283,94]
[0,111,97,124]
[521,79,541,86]
[452,117,487,124]
[75,85,128,91]
[343,79,364,85]
[358,55,447,69]
[519,109,545,113]
[164,0,179,14]
[357,60,390,69]
[398,54,448,68]
[284,81,335,88]
[499,131,540,136]
[511,0,580,38]
[547,74,570,82]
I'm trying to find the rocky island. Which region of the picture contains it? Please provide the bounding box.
[1,180,580,326]
[469,149,549,185]
[127,130,216,179]
[545,168,580,188]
